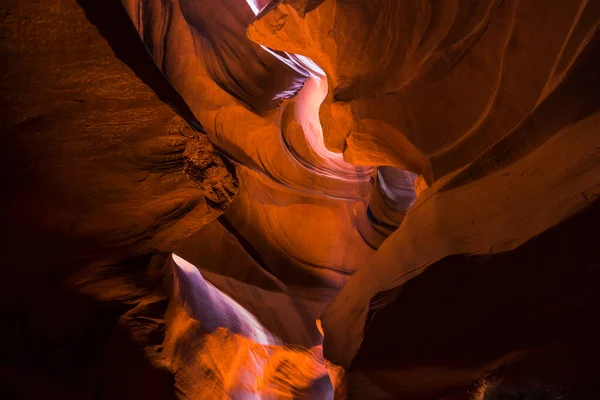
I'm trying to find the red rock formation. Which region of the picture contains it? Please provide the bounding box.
[0,0,235,397]
[1,0,599,399]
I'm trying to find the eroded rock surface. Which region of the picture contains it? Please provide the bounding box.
[0,0,235,397]
[123,0,600,398]
[2,0,600,399]
[250,0,600,181]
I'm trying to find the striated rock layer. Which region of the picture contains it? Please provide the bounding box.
[123,0,600,398]
[0,0,237,397]
[1,0,599,398]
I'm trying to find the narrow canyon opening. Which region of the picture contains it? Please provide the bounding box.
[1,0,599,399]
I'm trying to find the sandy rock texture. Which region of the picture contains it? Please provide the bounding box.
[0,0,235,398]
[118,0,386,397]
[125,0,600,398]
[1,0,600,399]
[250,0,600,180]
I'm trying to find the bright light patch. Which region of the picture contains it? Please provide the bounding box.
[171,253,275,346]
[246,0,261,14]
[294,75,348,165]
[243,0,362,169]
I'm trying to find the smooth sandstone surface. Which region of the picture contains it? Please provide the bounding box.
[2,0,599,398]
[124,0,600,397]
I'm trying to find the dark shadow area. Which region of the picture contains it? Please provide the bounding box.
[0,286,130,398]
[354,199,600,399]
[90,322,177,400]
[75,0,204,132]
[0,259,176,400]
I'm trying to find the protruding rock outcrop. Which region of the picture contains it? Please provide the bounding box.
[126,0,600,397]
[2,0,599,398]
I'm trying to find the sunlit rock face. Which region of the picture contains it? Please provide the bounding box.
[117,0,385,396]
[249,0,600,182]
[122,0,600,398]
[2,0,599,398]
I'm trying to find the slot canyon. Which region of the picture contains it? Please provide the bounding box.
[1,0,600,398]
